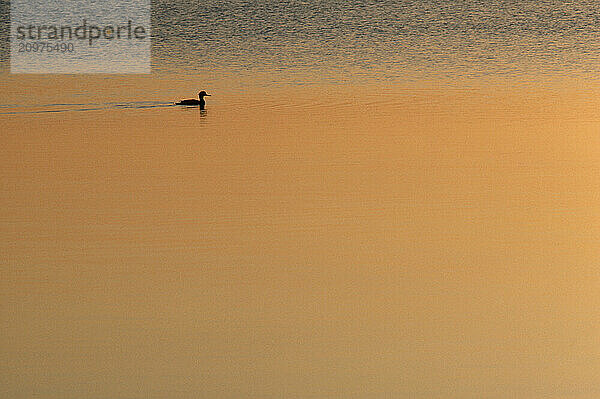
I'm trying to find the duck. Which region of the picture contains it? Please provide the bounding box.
[176,91,211,109]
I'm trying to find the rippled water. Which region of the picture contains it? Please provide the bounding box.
[155,0,600,82]
[2,0,600,82]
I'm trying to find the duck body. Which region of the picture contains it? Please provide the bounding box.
[176,90,211,109]
[176,99,203,106]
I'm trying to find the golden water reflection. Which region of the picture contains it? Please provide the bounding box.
[2,77,600,398]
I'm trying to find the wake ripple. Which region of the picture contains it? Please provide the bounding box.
[0,101,176,115]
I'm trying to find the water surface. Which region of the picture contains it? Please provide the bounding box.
[2,1,600,398]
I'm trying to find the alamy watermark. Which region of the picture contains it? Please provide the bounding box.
[10,0,150,73]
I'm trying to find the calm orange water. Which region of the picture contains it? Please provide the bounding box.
[3,0,600,397]
[2,74,600,398]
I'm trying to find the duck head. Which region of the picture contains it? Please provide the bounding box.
[198,91,211,99]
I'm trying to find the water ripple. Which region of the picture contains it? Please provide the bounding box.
[0,101,175,115]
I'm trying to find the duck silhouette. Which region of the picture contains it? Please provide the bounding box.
[176,91,211,109]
